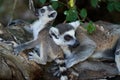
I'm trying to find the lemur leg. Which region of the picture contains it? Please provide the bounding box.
[28,43,47,65]
[115,38,120,73]
[54,58,68,80]
[14,39,39,55]
[66,44,96,68]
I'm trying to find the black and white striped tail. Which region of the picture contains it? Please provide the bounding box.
[0,37,17,47]
[55,58,68,80]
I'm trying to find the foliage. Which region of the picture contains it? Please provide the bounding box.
[37,0,119,33]
[64,8,78,22]
[90,0,99,8]
[85,21,96,34]
[107,0,120,12]
[38,0,46,4]
[80,8,87,19]
[51,1,59,9]
[0,0,119,33]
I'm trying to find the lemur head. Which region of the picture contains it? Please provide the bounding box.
[49,21,80,48]
[36,5,57,22]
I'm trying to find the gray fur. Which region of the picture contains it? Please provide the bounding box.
[50,21,120,74]
[56,24,74,35]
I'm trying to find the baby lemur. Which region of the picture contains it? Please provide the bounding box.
[49,21,120,74]
[14,5,57,55]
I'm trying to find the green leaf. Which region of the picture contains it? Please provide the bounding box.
[107,3,114,12]
[64,8,78,22]
[85,21,96,34]
[80,8,87,19]
[39,0,46,4]
[114,2,120,12]
[90,0,99,8]
[51,1,59,9]
[0,0,4,6]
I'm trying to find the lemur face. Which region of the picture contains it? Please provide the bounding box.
[49,22,80,48]
[59,29,80,48]
[37,5,57,21]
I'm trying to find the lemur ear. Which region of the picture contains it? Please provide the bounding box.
[69,20,80,30]
[48,5,52,8]
[49,27,59,39]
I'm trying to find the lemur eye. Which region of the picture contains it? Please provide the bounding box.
[64,35,73,41]
[40,8,45,13]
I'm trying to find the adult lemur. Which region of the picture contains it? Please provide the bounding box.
[49,21,120,74]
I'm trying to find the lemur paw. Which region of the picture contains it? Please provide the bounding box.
[51,66,61,77]
[28,52,38,60]
[13,46,21,55]
[53,70,61,77]
[28,51,46,65]
[50,63,61,77]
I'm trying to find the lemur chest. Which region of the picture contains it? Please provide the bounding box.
[31,20,45,40]
[33,27,41,40]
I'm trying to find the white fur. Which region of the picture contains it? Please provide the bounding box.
[31,19,49,40]
[115,54,120,73]
[49,27,59,37]
[60,76,68,80]
[69,20,80,30]
[59,67,67,72]
[55,59,65,64]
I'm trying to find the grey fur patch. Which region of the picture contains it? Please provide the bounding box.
[47,6,54,11]
[56,24,74,35]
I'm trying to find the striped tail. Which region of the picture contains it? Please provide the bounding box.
[55,58,68,80]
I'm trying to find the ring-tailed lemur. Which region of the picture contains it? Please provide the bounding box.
[49,21,120,75]
[14,5,57,56]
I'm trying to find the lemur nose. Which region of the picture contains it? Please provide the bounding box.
[73,40,80,48]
